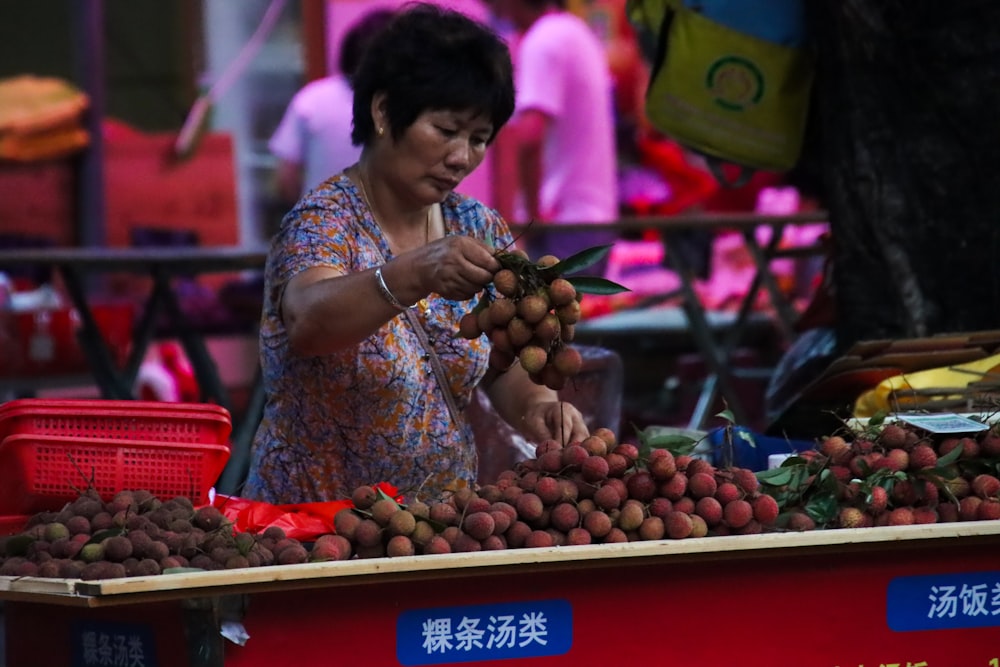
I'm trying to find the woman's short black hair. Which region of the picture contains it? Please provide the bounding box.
[351,3,515,146]
[338,8,396,82]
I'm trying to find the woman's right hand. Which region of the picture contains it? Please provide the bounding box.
[412,236,501,301]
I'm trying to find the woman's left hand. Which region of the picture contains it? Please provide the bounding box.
[521,400,589,445]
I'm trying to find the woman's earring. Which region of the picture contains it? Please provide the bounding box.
[377,126,385,137]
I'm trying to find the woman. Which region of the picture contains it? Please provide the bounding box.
[244,4,589,505]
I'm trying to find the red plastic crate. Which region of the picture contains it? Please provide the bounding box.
[0,433,231,515]
[0,398,232,445]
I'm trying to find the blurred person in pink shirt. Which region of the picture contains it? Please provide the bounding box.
[488,0,619,274]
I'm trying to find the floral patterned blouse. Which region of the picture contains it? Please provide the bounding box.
[243,173,512,504]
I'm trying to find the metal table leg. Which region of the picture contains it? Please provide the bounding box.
[152,267,232,409]
[57,264,133,399]
[663,237,747,428]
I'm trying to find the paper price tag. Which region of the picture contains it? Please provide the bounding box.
[896,413,990,434]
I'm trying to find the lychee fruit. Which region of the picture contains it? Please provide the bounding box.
[658,473,687,501]
[560,444,589,470]
[518,345,549,374]
[786,512,816,531]
[866,486,889,514]
[581,435,609,457]
[959,496,983,521]
[617,499,646,532]
[714,482,742,506]
[551,345,583,377]
[517,294,550,324]
[351,485,378,510]
[547,278,577,307]
[687,472,717,499]
[506,317,534,347]
[458,312,482,340]
[592,427,617,449]
[493,269,519,298]
[462,512,496,541]
[533,313,562,345]
[657,512,689,540]
[524,530,555,549]
[423,535,451,555]
[639,516,666,541]
[971,474,1000,499]
[515,493,545,522]
[723,499,753,529]
[387,510,417,537]
[581,455,610,482]
[879,424,909,449]
[555,300,581,325]
[695,497,723,526]
[582,510,612,539]
[751,494,780,525]
[908,445,938,471]
[820,436,852,465]
[625,471,656,502]
[838,507,866,528]
[647,449,677,480]
[731,468,760,495]
[550,503,580,533]
[888,507,915,526]
[978,498,1000,521]
[689,514,709,538]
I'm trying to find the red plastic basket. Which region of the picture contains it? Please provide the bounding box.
[0,398,232,445]
[0,433,231,515]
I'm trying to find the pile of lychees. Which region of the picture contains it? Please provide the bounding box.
[331,427,780,558]
[0,488,332,580]
[16,417,997,579]
[758,418,1000,530]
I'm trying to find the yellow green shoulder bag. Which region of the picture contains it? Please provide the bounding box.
[627,0,815,183]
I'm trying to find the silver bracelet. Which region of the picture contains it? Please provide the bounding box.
[375,266,415,311]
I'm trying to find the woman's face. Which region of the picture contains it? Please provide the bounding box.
[378,108,494,206]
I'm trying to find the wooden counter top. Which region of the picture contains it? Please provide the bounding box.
[3,520,999,608]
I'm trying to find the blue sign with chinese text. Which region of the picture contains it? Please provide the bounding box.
[887,571,1000,632]
[71,620,158,667]
[397,599,572,665]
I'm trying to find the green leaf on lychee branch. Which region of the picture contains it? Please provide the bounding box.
[541,244,613,276]
[376,487,403,509]
[566,276,630,295]
[642,435,699,459]
[803,493,839,527]
[933,443,964,469]
[495,251,535,273]
[756,467,794,487]
[814,468,840,495]
[867,410,887,426]
[918,469,958,505]
[419,516,448,533]
[1,534,35,557]
[471,294,492,314]
[634,424,700,458]
[86,528,125,546]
